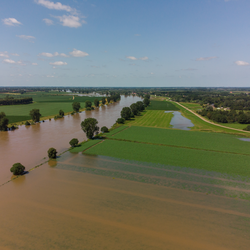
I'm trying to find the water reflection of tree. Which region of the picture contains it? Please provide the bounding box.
[48,160,57,167]
[11,175,26,186]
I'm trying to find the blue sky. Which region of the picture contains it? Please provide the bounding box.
[1,0,250,87]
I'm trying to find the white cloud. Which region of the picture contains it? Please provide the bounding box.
[35,0,75,12]
[196,56,217,61]
[69,49,89,57]
[55,15,84,28]
[3,59,25,65]
[126,56,149,61]
[32,63,38,65]
[0,52,9,58]
[17,35,35,41]
[235,61,249,66]
[11,53,19,56]
[49,61,67,65]
[2,18,22,26]
[39,52,69,57]
[126,56,137,60]
[43,18,54,25]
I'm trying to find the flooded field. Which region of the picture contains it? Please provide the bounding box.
[0,151,250,249]
[0,96,141,184]
[165,111,194,130]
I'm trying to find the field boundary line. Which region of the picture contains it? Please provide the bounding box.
[81,140,104,153]
[109,126,130,137]
[106,137,250,156]
[174,101,250,134]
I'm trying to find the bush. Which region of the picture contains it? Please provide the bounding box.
[48,148,57,159]
[116,118,125,124]
[59,110,64,117]
[10,163,25,175]
[69,138,79,147]
[243,125,250,131]
[86,107,92,111]
[25,121,30,126]
[101,126,109,133]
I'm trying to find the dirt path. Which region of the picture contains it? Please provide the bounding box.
[174,101,250,134]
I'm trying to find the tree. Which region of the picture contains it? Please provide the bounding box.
[81,118,99,139]
[143,98,150,107]
[145,94,150,99]
[48,148,57,159]
[130,103,139,116]
[10,163,25,175]
[85,100,92,109]
[102,97,106,105]
[29,109,41,122]
[72,102,81,112]
[69,138,79,147]
[121,107,132,120]
[107,96,111,103]
[101,126,109,133]
[59,110,64,117]
[94,99,100,107]
[136,101,145,111]
[116,118,125,124]
[0,112,9,131]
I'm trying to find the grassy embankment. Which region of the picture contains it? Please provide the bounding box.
[0,92,102,125]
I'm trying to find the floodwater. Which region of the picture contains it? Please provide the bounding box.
[0,152,250,249]
[0,96,141,185]
[165,111,194,130]
[239,138,250,142]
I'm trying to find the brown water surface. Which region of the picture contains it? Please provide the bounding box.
[0,96,141,184]
[0,152,250,249]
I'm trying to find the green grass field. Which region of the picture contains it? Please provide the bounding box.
[0,92,102,124]
[84,139,250,178]
[146,101,179,110]
[180,102,201,111]
[70,140,102,153]
[126,110,173,128]
[108,126,250,155]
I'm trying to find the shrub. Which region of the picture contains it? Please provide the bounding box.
[10,163,25,175]
[101,126,109,133]
[69,138,79,147]
[25,121,30,126]
[59,110,64,117]
[48,148,57,159]
[243,125,250,131]
[116,118,125,124]
[86,107,92,111]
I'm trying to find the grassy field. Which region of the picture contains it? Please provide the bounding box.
[70,139,102,153]
[107,126,250,155]
[126,110,173,128]
[0,92,102,124]
[84,139,250,178]
[180,102,201,111]
[146,100,179,110]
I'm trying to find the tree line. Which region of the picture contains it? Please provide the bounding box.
[0,97,33,105]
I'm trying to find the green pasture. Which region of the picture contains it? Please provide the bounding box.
[126,110,173,128]
[107,125,129,136]
[180,102,201,111]
[108,126,250,155]
[0,92,102,124]
[146,100,179,110]
[84,139,250,178]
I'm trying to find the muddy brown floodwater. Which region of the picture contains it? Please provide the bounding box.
[0,96,141,184]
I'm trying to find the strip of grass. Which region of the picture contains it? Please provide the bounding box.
[70,140,102,153]
[84,140,250,178]
[107,125,129,136]
[126,110,173,128]
[146,101,179,110]
[110,126,250,155]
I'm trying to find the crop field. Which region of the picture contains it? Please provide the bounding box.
[108,126,250,155]
[70,139,102,153]
[84,139,250,178]
[0,92,102,124]
[126,110,173,128]
[180,102,201,111]
[146,101,179,110]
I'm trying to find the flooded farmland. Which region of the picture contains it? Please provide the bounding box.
[0,151,250,249]
[1,96,250,249]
